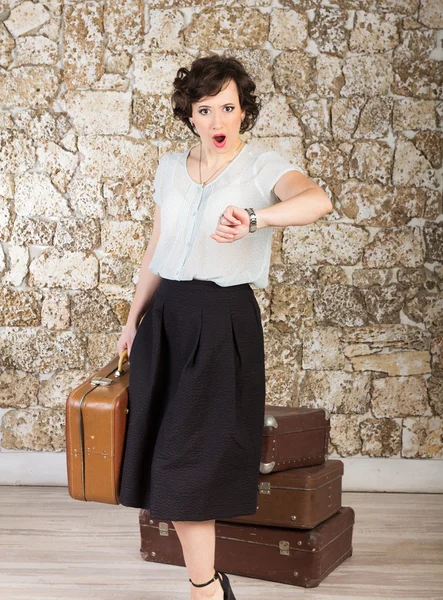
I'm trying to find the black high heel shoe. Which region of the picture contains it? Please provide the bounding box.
[189,569,237,600]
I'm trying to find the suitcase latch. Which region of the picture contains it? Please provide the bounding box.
[91,377,113,386]
[279,540,290,555]
[159,522,169,536]
[259,482,271,494]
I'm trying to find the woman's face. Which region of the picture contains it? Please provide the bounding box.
[190,78,246,154]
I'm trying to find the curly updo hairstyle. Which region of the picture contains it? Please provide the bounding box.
[171,55,262,138]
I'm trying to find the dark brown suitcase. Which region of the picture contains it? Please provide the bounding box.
[139,506,354,588]
[261,405,330,474]
[223,459,343,529]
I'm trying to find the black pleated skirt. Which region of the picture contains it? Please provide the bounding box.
[118,277,266,521]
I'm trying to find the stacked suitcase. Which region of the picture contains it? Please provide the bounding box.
[139,405,355,588]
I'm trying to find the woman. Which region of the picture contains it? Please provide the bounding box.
[117,55,333,600]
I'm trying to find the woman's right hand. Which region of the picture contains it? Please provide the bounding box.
[117,323,138,359]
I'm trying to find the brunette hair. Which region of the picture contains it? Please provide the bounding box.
[171,55,262,137]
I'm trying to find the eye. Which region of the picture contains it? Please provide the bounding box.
[198,106,236,115]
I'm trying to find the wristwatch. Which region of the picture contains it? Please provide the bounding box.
[244,208,257,233]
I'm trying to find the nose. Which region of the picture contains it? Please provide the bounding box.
[210,111,224,129]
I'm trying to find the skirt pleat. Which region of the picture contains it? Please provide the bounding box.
[118,277,266,521]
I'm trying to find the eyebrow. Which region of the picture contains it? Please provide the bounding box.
[197,102,235,108]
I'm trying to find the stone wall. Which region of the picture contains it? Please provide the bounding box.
[0,1,442,468]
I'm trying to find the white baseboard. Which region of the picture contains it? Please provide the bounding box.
[0,452,442,493]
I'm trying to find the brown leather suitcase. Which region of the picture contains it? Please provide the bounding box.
[65,349,130,504]
[223,459,343,529]
[139,506,354,588]
[261,405,330,474]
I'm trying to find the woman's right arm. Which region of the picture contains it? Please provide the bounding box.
[126,203,163,328]
[117,203,162,355]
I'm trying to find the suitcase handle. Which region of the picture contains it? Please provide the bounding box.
[117,348,129,375]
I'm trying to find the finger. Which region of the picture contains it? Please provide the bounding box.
[218,224,239,235]
[211,233,234,243]
[216,230,235,239]
[217,229,239,238]
[221,211,239,224]
[223,215,242,225]
[227,208,242,224]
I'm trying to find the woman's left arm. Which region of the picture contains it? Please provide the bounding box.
[256,170,334,229]
[211,171,334,243]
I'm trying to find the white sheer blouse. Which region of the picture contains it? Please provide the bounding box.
[148,144,305,289]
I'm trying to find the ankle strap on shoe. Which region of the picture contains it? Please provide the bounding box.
[189,569,220,587]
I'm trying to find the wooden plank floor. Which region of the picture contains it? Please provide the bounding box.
[0,487,442,600]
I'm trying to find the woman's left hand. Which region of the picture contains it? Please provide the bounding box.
[210,205,250,243]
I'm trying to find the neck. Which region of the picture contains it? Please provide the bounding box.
[199,138,244,167]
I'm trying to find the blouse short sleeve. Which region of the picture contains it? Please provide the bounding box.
[253,150,306,204]
[152,153,169,206]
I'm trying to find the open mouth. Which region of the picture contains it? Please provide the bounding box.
[213,134,226,143]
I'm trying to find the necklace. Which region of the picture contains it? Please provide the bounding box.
[198,139,245,187]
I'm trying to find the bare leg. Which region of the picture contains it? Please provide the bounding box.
[171,520,224,600]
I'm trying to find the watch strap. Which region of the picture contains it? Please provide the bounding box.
[245,208,257,233]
